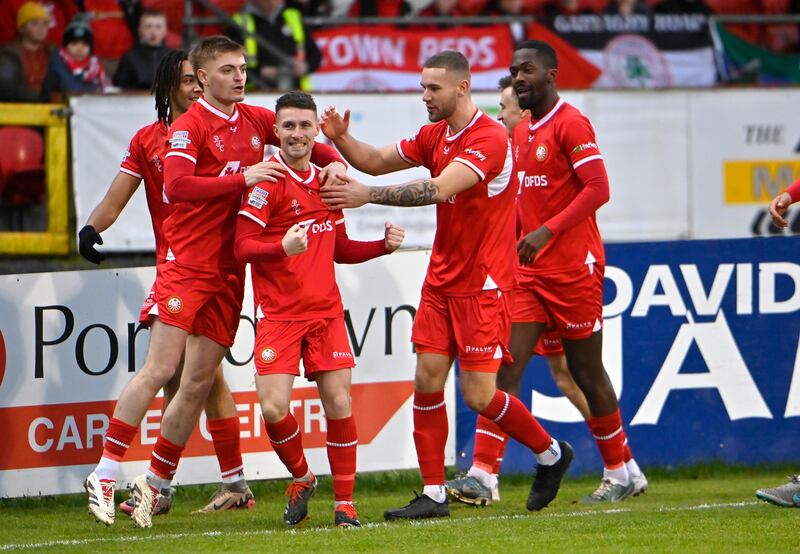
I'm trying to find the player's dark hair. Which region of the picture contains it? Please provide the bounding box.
[189,35,244,72]
[498,75,512,90]
[423,50,471,77]
[275,91,317,115]
[514,40,558,69]
[152,49,189,125]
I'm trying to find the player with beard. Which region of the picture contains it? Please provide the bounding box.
[319,50,573,520]
[501,40,646,503]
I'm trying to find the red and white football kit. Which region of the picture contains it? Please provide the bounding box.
[396,110,516,372]
[160,98,343,347]
[236,152,387,378]
[119,120,175,325]
[534,331,564,357]
[513,97,610,340]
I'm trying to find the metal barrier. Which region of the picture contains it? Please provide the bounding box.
[0,103,70,255]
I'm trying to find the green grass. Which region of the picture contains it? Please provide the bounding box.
[1,465,797,552]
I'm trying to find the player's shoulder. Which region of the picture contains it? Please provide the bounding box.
[470,112,509,139]
[555,100,592,127]
[133,120,168,144]
[238,102,275,121]
[413,120,447,141]
[170,103,205,132]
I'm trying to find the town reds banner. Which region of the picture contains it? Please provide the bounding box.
[313,24,514,91]
[456,237,800,474]
[0,250,456,497]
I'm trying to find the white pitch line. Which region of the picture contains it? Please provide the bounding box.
[0,501,761,551]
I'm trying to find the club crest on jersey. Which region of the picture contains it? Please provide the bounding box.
[151,155,162,173]
[260,347,277,364]
[536,145,548,162]
[169,130,191,149]
[213,135,225,152]
[248,186,269,209]
[291,199,301,215]
[166,296,183,313]
[251,135,261,151]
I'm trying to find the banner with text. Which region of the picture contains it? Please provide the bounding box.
[313,24,514,91]
[0,250,456,497]
[545,13,717,88]
[456,237,800,474]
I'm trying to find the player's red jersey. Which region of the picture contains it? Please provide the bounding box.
[119,120,171,262]
[396,110,516,296]
[513,98,605,276]
[163,98,275,269]
[238,151,344,320]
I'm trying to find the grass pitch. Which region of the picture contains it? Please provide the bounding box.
[1,465,796,552]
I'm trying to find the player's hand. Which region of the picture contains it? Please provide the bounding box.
[318,161,348,186]
[320,106,351,141]
[282,224,308,256]
[769,191,793,228]
[244,161,284,186]
[384,221,405,253]
[78,225,104,264]
[517,225,553,266]
[320,174,370,210]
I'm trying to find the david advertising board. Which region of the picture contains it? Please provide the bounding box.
[457,237,800,474]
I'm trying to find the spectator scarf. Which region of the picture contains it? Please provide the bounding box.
[58,47,109,89]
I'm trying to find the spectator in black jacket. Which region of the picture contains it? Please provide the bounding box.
[113,9,170,90]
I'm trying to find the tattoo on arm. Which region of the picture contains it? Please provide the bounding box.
[368,179,440,206]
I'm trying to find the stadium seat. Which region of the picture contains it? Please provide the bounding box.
[0,126,46,209]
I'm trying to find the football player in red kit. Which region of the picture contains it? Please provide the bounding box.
[80,50,256,525]
[320,51,573,520]
[127,37,345,529]
[502,40,646,503]
[235,91,405,528]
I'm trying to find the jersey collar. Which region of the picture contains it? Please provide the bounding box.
[445,109,482,143]
[198,97,240,123]
[529,97,565,133]
[275,150,316,185]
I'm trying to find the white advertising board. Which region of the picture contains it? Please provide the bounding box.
[0,249,456,497]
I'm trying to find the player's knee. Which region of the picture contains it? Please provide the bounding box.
[260,399,290,423]
[322,390,351,419]
[138,361,178,391]
[461,384,492,412]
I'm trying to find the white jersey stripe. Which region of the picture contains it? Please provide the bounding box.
[573,154,604,170]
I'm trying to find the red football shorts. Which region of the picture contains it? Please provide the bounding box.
[411,286,513,373]
[534,331,564,357]
[513,263,604,340]
[254,317,355,379]
[138,281,158,326]
[155,261,245,347]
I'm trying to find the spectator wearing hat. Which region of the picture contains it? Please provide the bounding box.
[41,16,110,101]
[113,10,171,90]
[0,2,53,102]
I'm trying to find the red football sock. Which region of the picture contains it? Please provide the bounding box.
[473,415,507,473]
[623,434,633,463]
[266,413,308,479]
[207,417,244,482]
[148,435,185,480]
[102,417,137,461]
[326,415,358,502]
[480,391,552,455]
[588,409,626,470]
[413,390,448,485]
[493,440,508,474]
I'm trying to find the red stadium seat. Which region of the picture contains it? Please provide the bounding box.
[0,127,46,207]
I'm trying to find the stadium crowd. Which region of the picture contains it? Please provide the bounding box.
[0,0,797,102]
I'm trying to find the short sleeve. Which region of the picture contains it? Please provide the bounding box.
[452,124,508,181]
[238,182,278,228]
[119,131,143,179]
[561,114,603,170]
[396,125,431,168]
[165,112,202,166]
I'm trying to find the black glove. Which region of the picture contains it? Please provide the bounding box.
[78,225,104,264]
